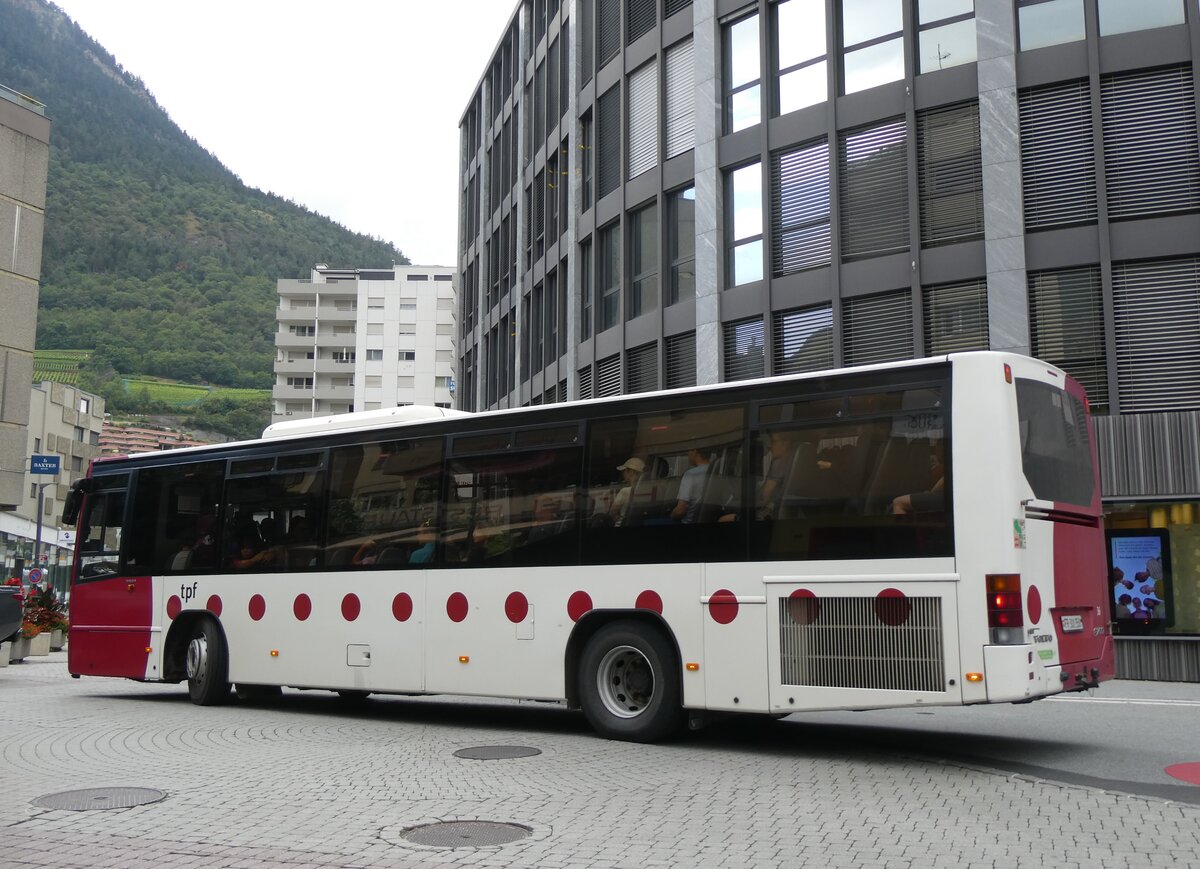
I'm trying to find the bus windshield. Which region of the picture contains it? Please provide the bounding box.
[1015,378,1094,507]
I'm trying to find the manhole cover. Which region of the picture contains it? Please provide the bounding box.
[401,820,531,848]
[453,745,542,760]
[32,787,166,812]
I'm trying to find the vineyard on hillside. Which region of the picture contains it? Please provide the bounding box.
[31,349,90,385]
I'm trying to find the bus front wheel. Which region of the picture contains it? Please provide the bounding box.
[185,619,231,706]
[579,621,683,742]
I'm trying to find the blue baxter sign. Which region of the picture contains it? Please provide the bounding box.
[30,454,60,475]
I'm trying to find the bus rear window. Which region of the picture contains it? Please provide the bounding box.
[1015,378,1094,507]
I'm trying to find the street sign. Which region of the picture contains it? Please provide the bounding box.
[449,379,457,394]
[27,567,43,584]
[30,454,60,475]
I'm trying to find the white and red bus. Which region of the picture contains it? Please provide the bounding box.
[62,352,1113,741]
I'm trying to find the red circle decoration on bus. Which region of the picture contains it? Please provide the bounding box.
[1027,585,1043,625]
[293,593,312,621]
[708,589,739,624]
[248,594,266,621]
[166,595,181,620]
[567,591,593,622]
[505,591,529,623]
[787,589,820,625]
[341,593,361,622]
[874,588,910,626]
[447,592,469,623]
[392,592,413,622]
[1165,762,1200,785]
[206,595,223,618]
[636,590,663,615]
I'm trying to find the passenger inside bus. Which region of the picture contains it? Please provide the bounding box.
[670,447,711,523]
[890,443,945,515]
[609,457,645,527]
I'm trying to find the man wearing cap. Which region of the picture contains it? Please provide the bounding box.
[611,457,646,526]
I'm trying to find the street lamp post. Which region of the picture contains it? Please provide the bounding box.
[34,480,52,571]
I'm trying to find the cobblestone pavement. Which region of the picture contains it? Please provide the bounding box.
[2,652,1198,868]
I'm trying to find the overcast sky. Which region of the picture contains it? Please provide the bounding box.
[51,0,520,267]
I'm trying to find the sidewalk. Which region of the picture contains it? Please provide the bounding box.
[2,652,1198,868]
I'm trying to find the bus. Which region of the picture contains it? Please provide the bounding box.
[61,352,1114,742]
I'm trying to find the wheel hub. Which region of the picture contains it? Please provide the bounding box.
[597,644,654,718]
[185,635,208,681]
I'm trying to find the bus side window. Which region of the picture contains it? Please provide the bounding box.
[325,438,444,568]
[127,462,224,574]
[222,454,327,572]
[444,447,582,567]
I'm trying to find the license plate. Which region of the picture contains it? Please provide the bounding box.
[1061,614,1084,633]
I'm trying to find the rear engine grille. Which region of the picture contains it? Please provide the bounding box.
[779,596,946,692]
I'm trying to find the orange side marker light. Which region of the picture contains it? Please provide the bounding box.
[965,672,984,683]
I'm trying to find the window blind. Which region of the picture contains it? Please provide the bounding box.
[839,118,909,260]
[1112,257,1200,412]
[665,39,695,159]
[627,342,658,393]
[627,61,659,179]
[1019,79,1096,229]
[922,279,988,355]
[772,304,834,374]
[1101,65,1200,220]
[724,317,766,381]
[1028,266,1109,412]
[771,138,831,276]
[597,85,622,199]
[665,332,697,389]
[597,353,623,396]
[917,101,983,247]
[843,289,914,366]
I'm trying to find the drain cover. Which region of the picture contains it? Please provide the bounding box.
[401,820,531,848]
[32,787,166,812]
[453,745,542,760]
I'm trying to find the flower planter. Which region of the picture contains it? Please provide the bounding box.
[50,629,65,651]
[0,641,9,667]
[28,632,51,656]
[8,636,29,663]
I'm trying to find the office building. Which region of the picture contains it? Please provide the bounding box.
[458,1,1200,667]
[273,264,457,423]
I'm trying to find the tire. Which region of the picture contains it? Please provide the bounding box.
[579,621,684,742]
[185,619,231,706]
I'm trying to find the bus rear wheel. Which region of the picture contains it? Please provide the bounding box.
[579,621,683,742]
[185,619,231,706]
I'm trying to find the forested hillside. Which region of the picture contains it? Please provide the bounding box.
[0,0,406,390]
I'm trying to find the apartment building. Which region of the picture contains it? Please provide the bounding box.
[458,1,1200,665]
[0,382,103,587]
[273,264,457,424]
[98,422,208,456]
[0,83,50,510]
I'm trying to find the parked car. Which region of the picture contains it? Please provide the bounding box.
[0,585,22,644]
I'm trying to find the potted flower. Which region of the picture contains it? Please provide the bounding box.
[23,585,65,655]
[24,619,51,656]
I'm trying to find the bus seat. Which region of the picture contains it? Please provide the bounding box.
[327,547,353,567]
[377,546,408,566]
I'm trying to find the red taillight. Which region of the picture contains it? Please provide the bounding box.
[1003,363,1012,384]
[987,574,1023,629]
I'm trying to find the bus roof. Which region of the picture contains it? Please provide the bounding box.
[90,351,1054,471]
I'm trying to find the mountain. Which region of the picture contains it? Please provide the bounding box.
[0,0,407,389]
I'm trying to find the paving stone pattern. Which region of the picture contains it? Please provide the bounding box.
[2,653,1198,868]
